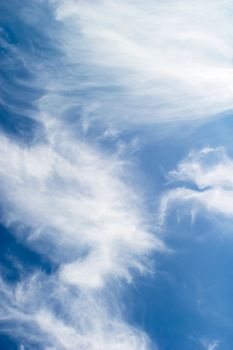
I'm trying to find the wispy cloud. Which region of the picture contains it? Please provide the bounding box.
[0,131,162,287]
[159,147,233,225]
[51,0,233,124]
[200,338,220,350]
[0,272,152,349]
[0,125,163,347]
[0,2,166,348]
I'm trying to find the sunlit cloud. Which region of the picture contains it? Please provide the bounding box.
[51,0,233,124]
[0,121,164,347]
[0,2,167,348]
[159,147,233,225]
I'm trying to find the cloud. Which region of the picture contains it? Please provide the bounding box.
[0,131,162,287]
[0,2,167,348]
[0,273,151,349]
[159,147,233,225]
[200,338,220,350]
[0,123,165,347]
[0,45,167,344]
[50,0,233,124]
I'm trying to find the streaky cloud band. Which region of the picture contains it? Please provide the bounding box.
[51,0,233,124]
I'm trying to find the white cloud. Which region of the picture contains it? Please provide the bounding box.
[0,132,162,288]
[0,124,163,348]
[200,338,220,350]
[0,3,167,345]
[159,147,233,225]
[0,273,151,349]
[50,0,233,124]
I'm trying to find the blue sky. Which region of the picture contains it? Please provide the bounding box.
[1,1,233,349]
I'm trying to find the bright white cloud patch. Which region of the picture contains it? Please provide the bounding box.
[0,273,151,349]
[0,124,164,347]
[51,0,233,123]
[159,147,233,225]
[0,131,161,288]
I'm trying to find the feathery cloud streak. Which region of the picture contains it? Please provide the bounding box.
[0,125,162,348]
[0,2,164,348]
[51,0,233,123]
[159,147,233,225]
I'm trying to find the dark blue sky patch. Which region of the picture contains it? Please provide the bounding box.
[0,106,45,145]
[0,224,56,283]
[0,334,18,350]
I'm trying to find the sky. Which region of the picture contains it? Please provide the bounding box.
[1,1,233,349]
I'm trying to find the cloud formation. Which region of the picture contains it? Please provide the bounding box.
[0,272,151,349]
[0,123,163,348]
[2,0,232,348]
[51,0,233,124]
[0,2,165,348]
[0,131,161,288]
[159,147,233,225]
